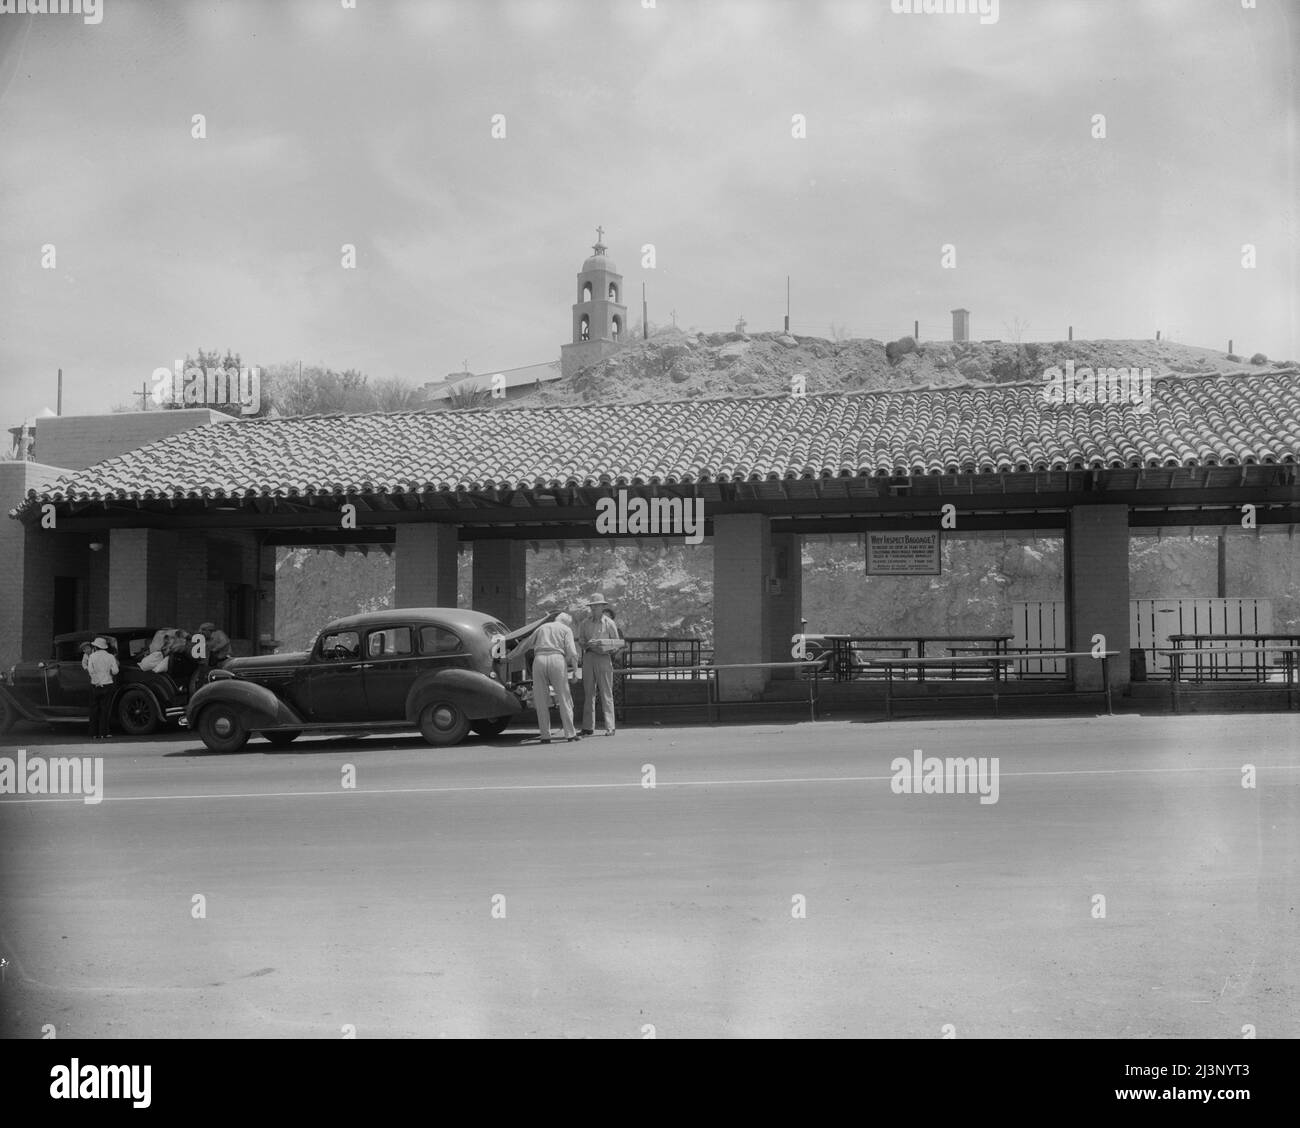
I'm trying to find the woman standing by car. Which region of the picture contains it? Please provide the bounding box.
[82,636,119,740]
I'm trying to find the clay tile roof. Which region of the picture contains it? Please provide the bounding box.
[11,372,1300,515]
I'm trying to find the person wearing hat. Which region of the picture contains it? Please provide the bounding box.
[577,593,622,736]
[198,622,232,667]
[81,636,119,740]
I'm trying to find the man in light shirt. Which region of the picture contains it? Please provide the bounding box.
[520,612,580,743]
[82,636,119,741]
[577,594,622,736]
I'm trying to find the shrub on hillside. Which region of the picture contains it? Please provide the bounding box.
[1250,352,1268,365]
[1226,354,1241,362]
[885,336,917,363]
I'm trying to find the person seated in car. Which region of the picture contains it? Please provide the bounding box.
[139,629,173,673]
[167,629,200,694]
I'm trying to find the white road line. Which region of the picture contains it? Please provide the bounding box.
[1,763,1297,805]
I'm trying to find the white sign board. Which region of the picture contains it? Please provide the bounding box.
[865,531,941,576]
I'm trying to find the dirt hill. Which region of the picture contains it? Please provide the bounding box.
[509,330,1292,408]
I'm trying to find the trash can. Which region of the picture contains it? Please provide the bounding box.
[1129,648,1147,682]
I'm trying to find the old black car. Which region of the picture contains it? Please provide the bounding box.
[0,627,193,736]
[185,608,551,753]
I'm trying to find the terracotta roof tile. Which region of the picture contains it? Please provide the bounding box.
[12,372,1300,513]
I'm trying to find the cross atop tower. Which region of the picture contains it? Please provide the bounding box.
[592,225,606,255]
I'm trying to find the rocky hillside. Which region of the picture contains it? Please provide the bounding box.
[274,332,1298,651]
[515,328,1293,407]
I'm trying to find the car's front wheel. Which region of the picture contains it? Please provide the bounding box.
[263,730,301,747]
[197,703,250,753]
[470,716,510,738]
[418,701,470,747]
[116,686,161,735]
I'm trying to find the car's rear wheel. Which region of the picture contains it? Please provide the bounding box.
[470,716,510,738]
[197,703,250,754]
[418,701,470,747]
[0,695,16,734]
[263,730,301,747]
[116,686,161,736]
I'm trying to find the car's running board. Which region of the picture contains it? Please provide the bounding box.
[263,722,413,735]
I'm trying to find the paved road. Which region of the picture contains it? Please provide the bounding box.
[1,713,1297,1038]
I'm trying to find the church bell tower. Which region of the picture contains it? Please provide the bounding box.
[561,227,629,379]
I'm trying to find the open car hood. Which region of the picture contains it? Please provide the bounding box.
[499,611,558,647]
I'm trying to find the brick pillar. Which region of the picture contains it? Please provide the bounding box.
[256,542,277,650]
[1067,505,1130,693]
[472,539,525,623]
[768,533,803,679]
[98,528,182,628]
[713,513,771,699]
[87,539,110,633]
[395,524,459,608]
[174,537,209,630]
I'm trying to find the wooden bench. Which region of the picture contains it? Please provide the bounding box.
[866,651,1120,719]
[614,660,824,723]
[1159,645,1300,712]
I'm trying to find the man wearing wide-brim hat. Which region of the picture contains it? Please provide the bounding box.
[577,593,623,736]
[81,636,119,741]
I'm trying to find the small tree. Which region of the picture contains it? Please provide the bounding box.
[446,383,493,411]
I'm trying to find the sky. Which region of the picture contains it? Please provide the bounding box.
[0,0,1296,423]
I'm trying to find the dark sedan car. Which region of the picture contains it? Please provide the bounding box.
[185,607,552,753]
[0,627,193,736]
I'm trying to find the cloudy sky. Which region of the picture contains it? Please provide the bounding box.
[0,0,1295,423]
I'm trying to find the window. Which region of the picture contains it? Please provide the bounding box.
[225,582,254,640]
[420,626,464,655]
[579,314,590,341]
[608,282,618,301]
[367,626,413,658]
[611,315,621,340]
[319,630,361,660]
[582,282,593,302]
[55,639,87,662]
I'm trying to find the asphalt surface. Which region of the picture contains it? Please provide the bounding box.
[1,712,1297,1038]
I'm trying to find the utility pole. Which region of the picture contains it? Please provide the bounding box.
[670,308,678,329]
[642,282,648,340]
[133,381,152,410]
[57,368,62,415]
[785,276,790,333]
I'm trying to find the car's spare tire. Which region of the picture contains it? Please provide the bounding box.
[470,716,510,738]
[116,686,162,736]
[418,701,470,747]
[197,703,250,754]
